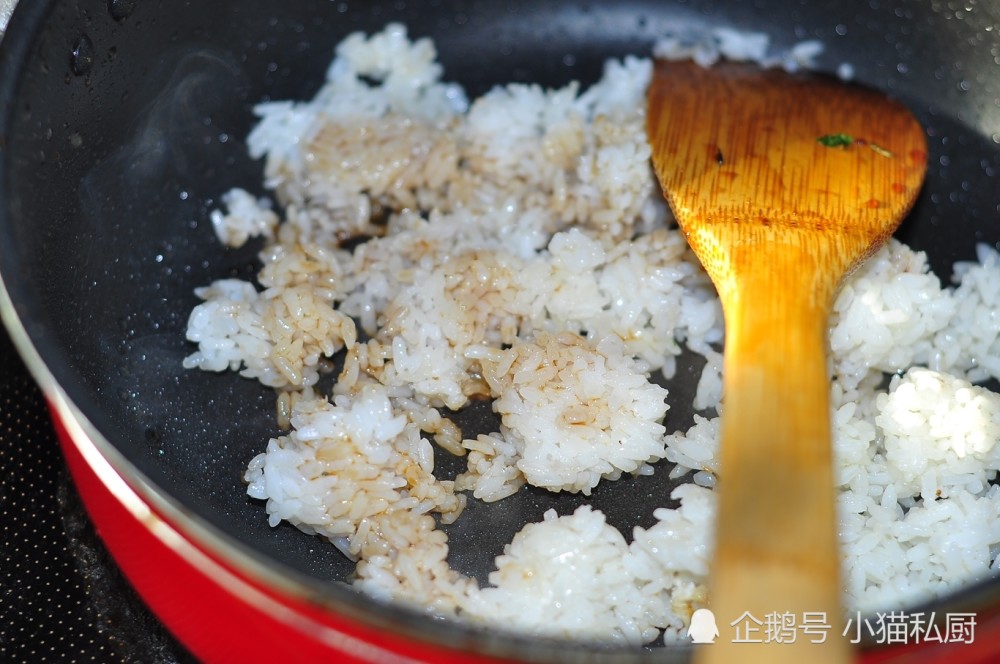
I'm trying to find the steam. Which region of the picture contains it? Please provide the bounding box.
[80,48,246,216]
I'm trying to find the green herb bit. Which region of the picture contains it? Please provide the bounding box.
[817,133,854,148]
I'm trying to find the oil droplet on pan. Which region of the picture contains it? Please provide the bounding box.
[108,0,137,21]
[70,34,94,76]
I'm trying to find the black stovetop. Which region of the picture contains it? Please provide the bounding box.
[0,327,198,664]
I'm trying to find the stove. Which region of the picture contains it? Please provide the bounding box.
[0,328,197,663]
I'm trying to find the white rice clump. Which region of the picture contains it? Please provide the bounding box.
[184,24,1000,645]
[474,332,670,494]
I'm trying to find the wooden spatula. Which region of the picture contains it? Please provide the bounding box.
[647,60,927,664]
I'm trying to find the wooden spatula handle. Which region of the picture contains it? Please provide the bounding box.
[697,240,851,664]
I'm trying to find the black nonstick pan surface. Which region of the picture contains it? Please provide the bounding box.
[1,0,998,661]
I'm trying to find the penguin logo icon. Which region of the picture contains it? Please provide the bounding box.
[687,608,720,644]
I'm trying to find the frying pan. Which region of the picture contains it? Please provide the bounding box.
[1,0,998,662]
